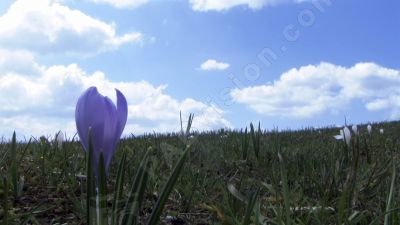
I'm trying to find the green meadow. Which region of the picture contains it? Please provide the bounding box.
[1,121,400,225]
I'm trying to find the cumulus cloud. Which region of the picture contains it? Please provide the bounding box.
[0,0,143,55]
[0,50,231,138]
[190,0,304,12]
[86,0,300,11]
[230,62,400,118]
[200,59,230,71]
[88,0,149,9]
[0,49,43,75]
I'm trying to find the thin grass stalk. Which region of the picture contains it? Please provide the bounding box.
[242,188,260,225]
[2,177,8,225]
[278,152,292,225]
[185,114,194,136]
[242,127,249,160]
[111,150,127,225]
[121,150,150,225]
[87,129,97,225]
[146,147,190,225]
[184,171,199,212]
[384,164,396,225]
[250,123,260,160]
[10,131,18,202]
[17,138,31,164]
[98,152,108,225]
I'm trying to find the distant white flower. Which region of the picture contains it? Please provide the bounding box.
[334,130,344,140]
[367,124,372,134]
[343,127,351,146]
[55,131,64,149]
[352,125,358,135]
[334,127,351,146]
[380,128,384,134]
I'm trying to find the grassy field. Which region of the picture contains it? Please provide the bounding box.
[1,120,400,225]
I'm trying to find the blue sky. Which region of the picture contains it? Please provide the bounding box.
[0,0,399,138]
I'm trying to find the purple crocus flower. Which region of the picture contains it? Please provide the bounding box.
[75,86,128,175]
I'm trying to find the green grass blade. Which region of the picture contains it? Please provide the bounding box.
[121,150,150,225]
[369,208,400,225]
[250,122,260,160]
[242,188,260,225]
[185,114,194,136]
[111,150,127,225]
[278,152,292,225]
[384,164,396,225]
[242,127,249,160]
[2,177,9,225]
[98,152,108,225]
[146,147,189,225]
[180,111,184,136]
[254,198,261,225]
[337,186,348,225]
[124,162,149,225]
[17,137,32,164]
[86,128,96,225]
[10,131,18,201]
[250,123,257,159]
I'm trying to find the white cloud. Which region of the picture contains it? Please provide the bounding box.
[0,49,43,75]
[87,0,296,11]
[0,0,143,55]
[230,62,400,118]
[190,0,303,12]
[0,50,231,138]
[200,59,230,71]
[88,0,149,9]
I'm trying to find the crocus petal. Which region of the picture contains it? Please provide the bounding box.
[334,129,345,140]
[115,88,128,139]
[101,96,118,171]
[75,87,107,151]
[104,89,127,170]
